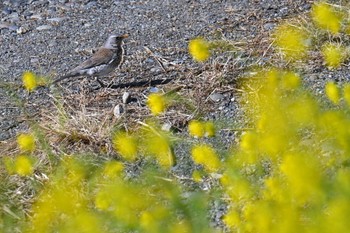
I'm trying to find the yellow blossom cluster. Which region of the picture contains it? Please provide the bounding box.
[188,38,210,62]
[311,2,343,34]
[24,157,209,233]
[4,133,35,176]
[222,68,350,232]
[147,93,167,115]
[188,120,215,138]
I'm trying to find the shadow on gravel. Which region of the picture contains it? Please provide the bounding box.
[108,77,174,89]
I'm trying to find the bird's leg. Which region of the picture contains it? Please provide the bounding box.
[95,77,106,88]
[106,79,115,88]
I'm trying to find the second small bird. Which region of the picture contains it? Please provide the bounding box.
[53,34,129,87]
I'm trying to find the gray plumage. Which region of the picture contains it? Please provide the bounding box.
[53,34,128,85]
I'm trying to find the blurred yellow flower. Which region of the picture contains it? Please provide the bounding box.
[17,133,35,153]
[189,38,210,62]
[311,2,343,34]
[322,43,344,68]
[145,132,174,168]
[22,71,37,92]
[14,155,34,176]
[240,132,257,152]
[224,209,240,228]
[113,132,138,161]
[282,72,301,90]
[192,170,202,182]
[280,154,322,204]
[191,144,220,172]
[325,81,340,104]
[188,120,205,138]
[204,121,216,137]
[94,190,111,211]
[274,24,309,60]
[170,221,191,233]
[147,93,166,115]
[103,161,124,178]
[343,83,350,106]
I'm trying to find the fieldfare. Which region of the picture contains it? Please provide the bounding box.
[53,34,128,87]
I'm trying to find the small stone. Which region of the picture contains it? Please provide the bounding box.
[47,17,65,23]
[0,23,11,30]
[36,25,52,31]
[16,26,29,34]
[149,87,159,93]
[113,104,124,117]
[150,67,161,73]
[8,25,19,31]
[85,1,97,8]
[2,7,13,15]
[263,23,275,31]
[30,14,42,20]
[30,57,39,63]
[8,12,19,22]
[209,93,225,102]
[161,123,172,132]
[122,92,131,104]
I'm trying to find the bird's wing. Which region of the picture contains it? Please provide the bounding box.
[71,48,115,71]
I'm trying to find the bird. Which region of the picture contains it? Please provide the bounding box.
[52,33,129,87]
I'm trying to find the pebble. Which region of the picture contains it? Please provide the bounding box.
[113,104,124,117]
[30,57,39,63]
[8,12,20,22]
[16,26,29,34]
[85,1,97,8]
[263,23,275,31]
[30,14,43,20]
[2,7,13,15]
[0,23,11,30]
[161,123,172,132]
[209,93,225,102]
[47,17,65,23]
[8,25,19,31]
[122,92,131,104]
[149,87,160,93]
[36,25,52,31]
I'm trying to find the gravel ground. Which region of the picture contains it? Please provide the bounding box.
[0,0,315,140]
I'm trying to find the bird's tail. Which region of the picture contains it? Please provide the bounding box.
[51,73,78,85]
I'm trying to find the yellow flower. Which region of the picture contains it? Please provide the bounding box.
[325,81,340,104]
[204,121,216,137]
[145,132,174,168]
[103,161,124,178]
[14,155,34,176]
[274,24,309,60]
[22,71,37,92]
[311,2,343,34]
[188,120,205,138]
[113,132,138,161]
[17,133,35,153]
[322,43,344,68]
[282,72,301,90]
[147,93,166,115]
[191,144,220,172]
[192,170,202,182]
[343,83,350,106]
[189,38,210,61]
[280,154,322,204]
[94,190,111,211]
[224,209,240,228]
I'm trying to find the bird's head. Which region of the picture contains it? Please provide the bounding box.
[104,34,129,49]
